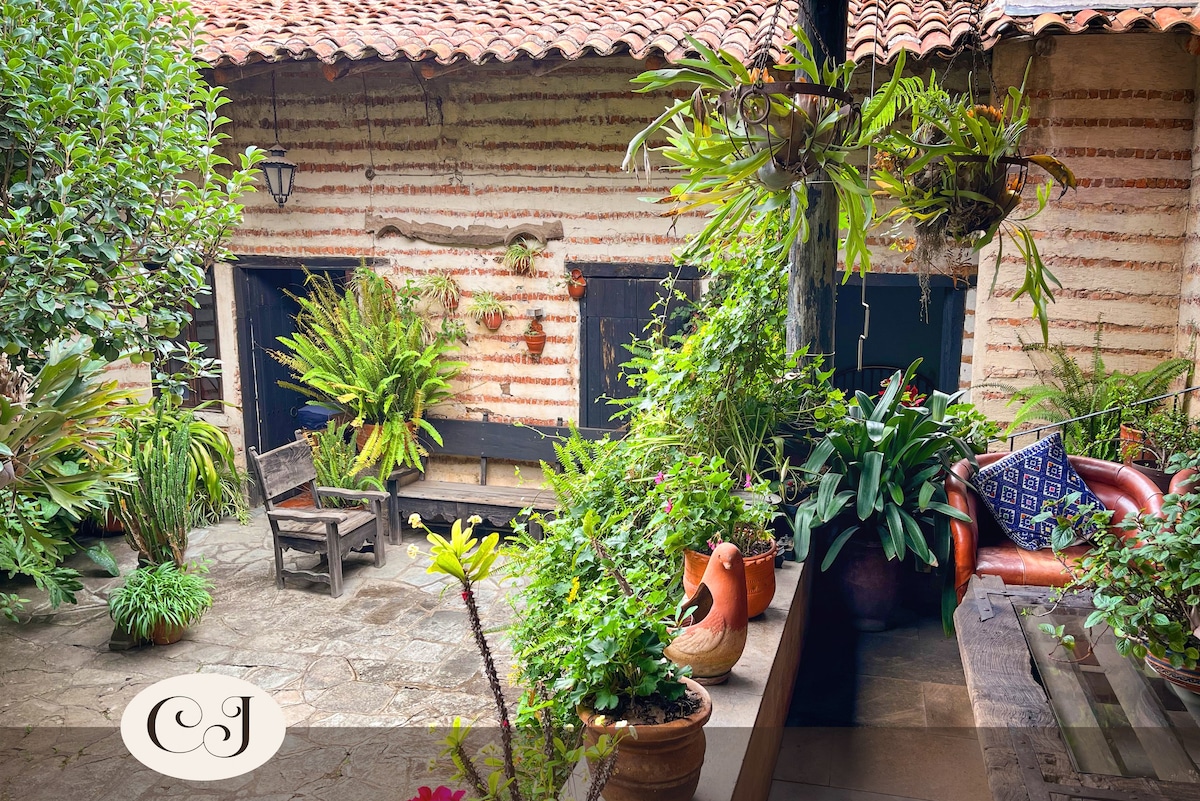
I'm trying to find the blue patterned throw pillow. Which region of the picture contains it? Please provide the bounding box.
[974,433,1103,550]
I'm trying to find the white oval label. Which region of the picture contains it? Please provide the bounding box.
[120,674,286,780]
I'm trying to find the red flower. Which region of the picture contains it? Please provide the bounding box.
[406,787,466,801]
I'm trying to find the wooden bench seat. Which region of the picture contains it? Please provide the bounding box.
[385,417,614,542]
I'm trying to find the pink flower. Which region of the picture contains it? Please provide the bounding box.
[654,471,665,485]
[407,788,466,801]
[664,499,673,514]
[743,473,752,490]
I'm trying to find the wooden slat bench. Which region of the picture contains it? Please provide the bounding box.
[385,417,615,542]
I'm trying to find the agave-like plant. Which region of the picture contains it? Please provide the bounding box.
[623,26,908,270]
[274,267,464,476]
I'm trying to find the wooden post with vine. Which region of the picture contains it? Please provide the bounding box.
[786,0,849,357]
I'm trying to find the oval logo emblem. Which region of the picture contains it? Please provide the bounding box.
[120,674,286,780]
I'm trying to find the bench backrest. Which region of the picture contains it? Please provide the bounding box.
[422,419,617,485]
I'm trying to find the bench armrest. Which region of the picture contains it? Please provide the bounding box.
[267,508,343,524]
[315,486,388,503]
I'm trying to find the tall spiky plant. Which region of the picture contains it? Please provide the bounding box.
[117,415,192,566]
[1005,325,1192,460]
[274,267,464,476]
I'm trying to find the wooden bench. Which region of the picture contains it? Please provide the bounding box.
[385,417,614,542]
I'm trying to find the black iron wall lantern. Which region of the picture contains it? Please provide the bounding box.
[261,72,296,208]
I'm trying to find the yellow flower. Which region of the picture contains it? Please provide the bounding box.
[614,720,629,729]
[566,576,580,604]
[408,513,423,528]
[407,544,420,559]
[593,715,606,727]
[467,514,483,526]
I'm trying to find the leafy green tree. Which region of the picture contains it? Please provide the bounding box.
[0,0,260,364]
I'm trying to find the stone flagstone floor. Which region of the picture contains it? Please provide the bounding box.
[0,513,512,799]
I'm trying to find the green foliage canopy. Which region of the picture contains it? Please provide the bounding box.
[0,0,260,363]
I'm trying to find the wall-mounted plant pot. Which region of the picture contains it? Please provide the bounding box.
[444,296,460,313]
[524,332,547,356]
[567,268,587,299]
[482,311,504,331]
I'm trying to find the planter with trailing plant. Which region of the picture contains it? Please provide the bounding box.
[416,270,461,313]
[565,268,586,299]
[792,362,974,630]
[501,237,543,276]
[523,319,547,356]
[466,291,508,332]
[274,267,464,479]
[651,454,779,618]
[1040,459,1200,715]
[108,560,213,646]
[578,676,712,801]
[872,71,1077,341]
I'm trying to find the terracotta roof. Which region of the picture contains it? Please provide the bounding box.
[192,1,1200,69]
[193,0,803,68]
[849,2,1200,63]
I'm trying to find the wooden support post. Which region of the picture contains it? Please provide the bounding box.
[786,0,849,358]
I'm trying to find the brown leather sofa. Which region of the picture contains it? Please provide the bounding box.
[946,453,1165,602]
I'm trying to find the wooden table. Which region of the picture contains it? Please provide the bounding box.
[955,575,1200,801]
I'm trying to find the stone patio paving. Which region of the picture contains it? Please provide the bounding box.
[0,513,511,799]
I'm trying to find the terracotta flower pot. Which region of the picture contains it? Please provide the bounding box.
[683,540,777,619]
[482,310,503,331]
[355,422,377,452]
[567,268,587,299]
[524,332,547,355]
[579,677,712,801]
[444,295,460,312]
[151,621,185,646]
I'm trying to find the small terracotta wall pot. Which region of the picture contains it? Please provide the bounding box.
[524,333,547,355]
[151,622,185,646]
[482,311,503,331]
[444,295,460,312]
[567,269,587,299]
[579,677,712,801]
[684,541,776,619]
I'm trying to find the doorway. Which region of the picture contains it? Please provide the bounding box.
[832,274,970,396]
[233,257,367,456]
[575,263,700,429]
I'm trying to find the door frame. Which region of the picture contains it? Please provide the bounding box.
[571,262,701,428]
[837,272,975,394]
[232,256,386,458]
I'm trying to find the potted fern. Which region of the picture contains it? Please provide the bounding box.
[274,267,464,478]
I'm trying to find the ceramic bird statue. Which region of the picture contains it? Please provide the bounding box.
[665,542,748,685]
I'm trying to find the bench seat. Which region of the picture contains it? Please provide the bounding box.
[388,479,556,541]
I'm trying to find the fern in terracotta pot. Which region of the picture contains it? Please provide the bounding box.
[108,560,213,646]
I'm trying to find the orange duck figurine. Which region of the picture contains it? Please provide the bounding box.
[665,542,748,685]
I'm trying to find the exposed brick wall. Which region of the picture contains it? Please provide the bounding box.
[970,33,1196,425]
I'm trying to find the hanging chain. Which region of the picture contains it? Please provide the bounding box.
[857,0,886,372]
[749,0,789,72]
[271,71,280,144]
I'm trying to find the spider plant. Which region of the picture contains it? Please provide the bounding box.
[416,271,462,311]
[501,238,543,275]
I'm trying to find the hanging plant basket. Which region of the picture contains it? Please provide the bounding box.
[912,155,1030,242]
[718,81,860,190]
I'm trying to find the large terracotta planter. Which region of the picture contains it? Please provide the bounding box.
[150,621,185,646]
[684,541,776,619]
[579,677,712,801]
[837,537,903,632]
